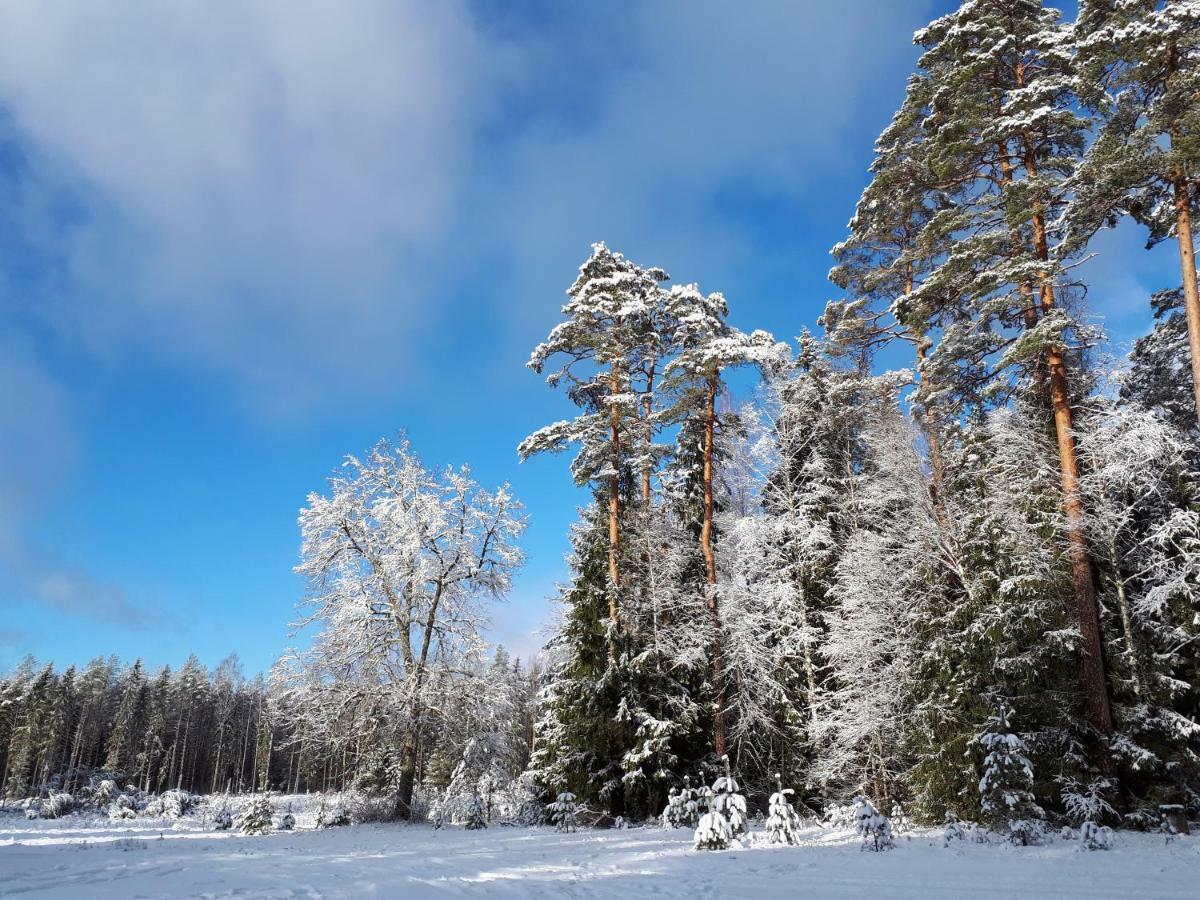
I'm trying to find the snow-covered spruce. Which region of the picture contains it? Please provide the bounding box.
[942,812,967,847]
[711,756,747,838]
[462,794,487,830]
[1080,820,1114,851]
[978,704,1044,846]
[764,774,802,846]
[549,791,577,833]
[212,803,233,831]
[661,787,688,829]
[315,797,350,829]
[235,794,275,835]
[693,789,732,851]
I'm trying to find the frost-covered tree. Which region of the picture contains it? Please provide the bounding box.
[692,787,732,851]
[1121,288,1199,437]
[661,283,788,757]
[549,790,578,833]
[1077,400,1200,815]
[710,756,747,838]
[285,436,524,819]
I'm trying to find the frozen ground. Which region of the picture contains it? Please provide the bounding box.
[1,812,1198,899]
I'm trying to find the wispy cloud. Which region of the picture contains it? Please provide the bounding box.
[0,0,932,416]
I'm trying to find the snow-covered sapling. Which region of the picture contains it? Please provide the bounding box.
[661,788,688,829]
[942,811,966,847]
[853,796,893,852]
[1080,821,1113,851]
[108,794,136,820]
[40,793,75,819]
[712,755,747,837]
[463,794,487,830]
[694,789,732,851]
[212,804,233,831]
[680,775,700,828]
[978,703,1044,846]
[549,791,577,833]
[765,774,802,846]
[315,796,351,829]
[236,794,275,835]
[890,801,910,834]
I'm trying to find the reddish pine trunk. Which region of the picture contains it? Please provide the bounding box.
[608,365,623,658]
[1173,169,1200,428]
[1166,41,1200,427]
[700,372,727,757]
[1026,140,1114,734]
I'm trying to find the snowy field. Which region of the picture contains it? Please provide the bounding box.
[2,814,1198,899]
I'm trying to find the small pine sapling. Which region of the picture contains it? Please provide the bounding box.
[978,703,1044,846]
[315,796,351,829]
[853,796,894,852]
[765,774,802,846]
[712,755,747,838]
[463,794,487,830]
[661,787,688,829]
[1080,820,1114,851]
[680,776,700,828]
[1059,777,1117,851]
[236,794,275,835]
[549,791,577,833]
[693,788,732,851]
[212,803,233,831]
[942,811,966,847]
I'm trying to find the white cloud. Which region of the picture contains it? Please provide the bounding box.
[0,0,510,413]
[0,1,933,414]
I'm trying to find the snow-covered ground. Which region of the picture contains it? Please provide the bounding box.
[1,814,1197,899]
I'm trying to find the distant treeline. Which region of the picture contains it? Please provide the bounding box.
[0,652,539,802]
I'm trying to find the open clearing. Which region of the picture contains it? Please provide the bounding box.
[2,815,1198,899]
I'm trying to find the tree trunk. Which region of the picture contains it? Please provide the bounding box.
[700,372,727,757]
[1026,139,1114,734]
[643,351,656,508]
[1172,168,1200,427]
[1108,535,1143,699]
[1166,40,1200,427]
[607,364,623,658]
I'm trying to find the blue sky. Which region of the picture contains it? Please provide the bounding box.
[0,0,1178,675]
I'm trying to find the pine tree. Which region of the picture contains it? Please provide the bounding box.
[661,284,787,758]
[764,773,802,845]
[549,791,578,833]
[902,0,1113,735]
[521,243,671,658]
[1070,0,1200,426]
[236,793,275,835]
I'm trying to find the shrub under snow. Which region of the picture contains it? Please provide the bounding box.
[40,793,75,819]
